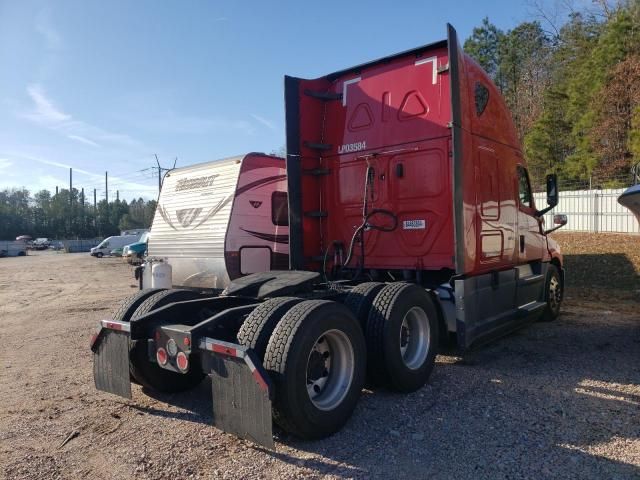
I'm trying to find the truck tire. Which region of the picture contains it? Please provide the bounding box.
[96,252,103,258]
[129,289,206,393]
[343,282,385,328]
[237,297,302,360]
[539,264,562,322]
[111,288,165,385]
[366,283,438,392]
[263,300,366,439]
[112,288,165,323]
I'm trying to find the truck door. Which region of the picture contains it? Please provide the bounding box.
[515,165,546,306]
[516,166,544,262]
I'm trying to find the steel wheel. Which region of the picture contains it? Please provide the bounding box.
[399,306,430,370]
[306,329,355,411]
[549,276,561,312]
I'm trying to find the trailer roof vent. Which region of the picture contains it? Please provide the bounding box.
[475,82,489,116]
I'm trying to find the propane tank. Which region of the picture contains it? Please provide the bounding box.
[142,259,154,289]
[151,259,172,289]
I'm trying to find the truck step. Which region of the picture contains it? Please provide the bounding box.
[515,301,546,318]
[517,274,544,286]
[304,89,342,101]
[303,141,332,151]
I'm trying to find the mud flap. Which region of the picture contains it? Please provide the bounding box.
[92,326,132,399]
[201,338,274,449]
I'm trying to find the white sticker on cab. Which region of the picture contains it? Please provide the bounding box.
[403,219,426,230]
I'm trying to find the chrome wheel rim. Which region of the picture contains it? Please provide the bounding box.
[399,306,430,370]
[306,329,354,411]
[549,275,561,312]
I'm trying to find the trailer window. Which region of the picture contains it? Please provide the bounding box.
[271,191,289,226]
[517,166,532,208]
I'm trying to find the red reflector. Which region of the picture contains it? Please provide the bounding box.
[156,347,168,366]
[183,337,190,347]
[176,352,189,372]
[154,330,161,342]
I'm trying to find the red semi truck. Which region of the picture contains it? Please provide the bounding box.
[92,25,566,448]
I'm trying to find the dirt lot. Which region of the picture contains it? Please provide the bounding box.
[1,234,639,479]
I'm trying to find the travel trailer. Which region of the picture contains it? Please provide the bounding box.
[138,152,289,289]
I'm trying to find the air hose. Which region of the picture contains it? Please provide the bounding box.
[340,163,397,279]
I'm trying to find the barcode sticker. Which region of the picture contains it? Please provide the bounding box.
[403,219,426,230]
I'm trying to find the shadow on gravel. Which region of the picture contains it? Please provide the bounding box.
[129,302,639,479]
[268,307,640,479]
[564,253,639,291]
[129,378,213,425]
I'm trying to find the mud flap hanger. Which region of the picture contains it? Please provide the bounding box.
[200,338,275,449]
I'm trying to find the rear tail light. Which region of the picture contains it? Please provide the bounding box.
[156,347,168,366]
[176,352,189,372]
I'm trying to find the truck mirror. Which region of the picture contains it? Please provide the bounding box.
[546,174,558,207]
[553,214,567,226]
[544,213,568,234]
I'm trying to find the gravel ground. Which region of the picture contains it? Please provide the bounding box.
[0,242,639,479]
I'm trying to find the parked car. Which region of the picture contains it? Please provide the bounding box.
[30,238,51,250]
[123,231,150,264]
[110,247,124,257]
[90,235,140,258]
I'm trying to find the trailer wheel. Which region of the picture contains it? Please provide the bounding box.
[539,264,562,322]
[263,300,366,439]
[344,282,385,328]
[237,297,302,360]
[129,289,206,392]
[366,283,438,392]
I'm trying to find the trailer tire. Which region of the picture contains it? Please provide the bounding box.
[264,300,366,439]
[539,264,562,322]
[344,282,385,328]
[237,297,302,361]
[366,283,438,392]
[129,289,206,392]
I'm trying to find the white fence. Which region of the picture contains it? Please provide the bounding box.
[533,188,639,234]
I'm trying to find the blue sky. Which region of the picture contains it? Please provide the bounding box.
[0,0,557,200]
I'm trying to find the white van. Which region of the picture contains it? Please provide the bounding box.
[90,235,139,258]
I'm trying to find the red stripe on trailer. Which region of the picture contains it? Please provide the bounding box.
[211,343,237,357]
[244,355,269,393]
[250,369,269,393]
[101,320,130,332]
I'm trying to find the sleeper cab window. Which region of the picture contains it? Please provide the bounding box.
[517,166,532,208]
[271,191,289,226]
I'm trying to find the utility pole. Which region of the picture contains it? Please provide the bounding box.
[105,171,109,232]
[116,190,119,201]
[56,186,59,196]
[69,168,73,235]
[153,155,177,195]
[155,154,162,194]
[81,187,85,233]
[94,188,97,233]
